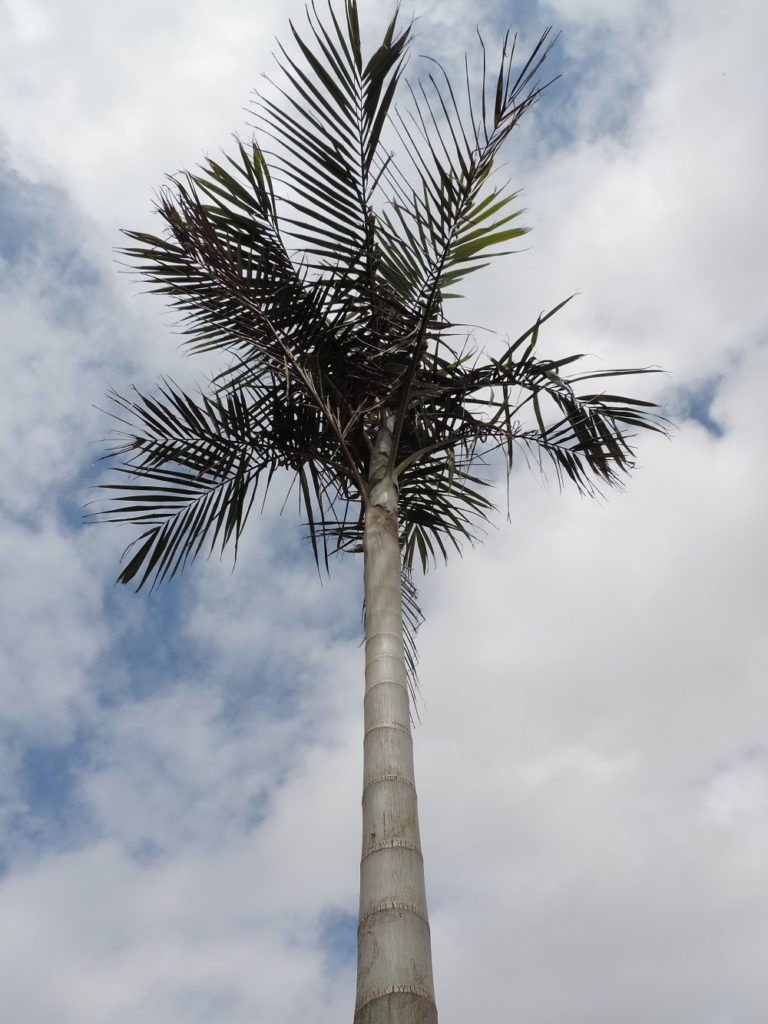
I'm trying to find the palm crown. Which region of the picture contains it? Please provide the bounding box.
[98,1,664,590]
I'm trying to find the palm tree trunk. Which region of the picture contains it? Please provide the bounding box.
[355,424,437,1024]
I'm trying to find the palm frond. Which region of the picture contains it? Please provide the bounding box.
[121,149,327,369]
[93,377,360,587]
[95,382,270,588]
[379,29,557,307]
[254,1,410,276]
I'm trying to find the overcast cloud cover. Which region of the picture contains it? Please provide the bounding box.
[1,0,766,1021]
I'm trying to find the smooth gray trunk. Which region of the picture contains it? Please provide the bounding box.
[354,496,437,1024]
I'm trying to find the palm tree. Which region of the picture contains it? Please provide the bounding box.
[96,3,665,1021]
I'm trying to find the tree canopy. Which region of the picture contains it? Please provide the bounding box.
[96,1,665,592]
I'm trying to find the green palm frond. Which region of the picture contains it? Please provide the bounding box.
[379,29,557,306]
[99,381,270,588]
[256,1,410,275]
[400,459,495,573]
[121,147,328,369]
[97,376,355,587]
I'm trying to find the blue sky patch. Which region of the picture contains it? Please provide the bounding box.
[318,907,357,970]
[676,377,725,438]
[2,733,95,872]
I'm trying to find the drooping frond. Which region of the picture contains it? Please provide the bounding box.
[97,378,355,587]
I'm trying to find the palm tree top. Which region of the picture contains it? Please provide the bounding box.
[95,0,667,591]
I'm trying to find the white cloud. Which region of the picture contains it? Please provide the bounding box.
[0,0,295,231]
[0,839,354,1023]
[0,520,104,740]
[412,360,768,1019]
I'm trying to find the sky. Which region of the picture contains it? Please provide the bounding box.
[1,0,767,1021]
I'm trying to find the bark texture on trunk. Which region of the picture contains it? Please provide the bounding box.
[355,501,437,1024]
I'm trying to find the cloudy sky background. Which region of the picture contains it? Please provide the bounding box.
[1,0,767,1020]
